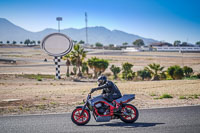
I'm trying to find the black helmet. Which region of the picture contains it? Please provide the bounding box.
[97,75,107,85]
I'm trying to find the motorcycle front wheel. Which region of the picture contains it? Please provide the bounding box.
[120,104,139,123]
[71,107,91,125]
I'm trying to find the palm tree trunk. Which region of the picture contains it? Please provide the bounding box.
[78,66,82,77]
[66,66,70,77]
[94,69,98,78]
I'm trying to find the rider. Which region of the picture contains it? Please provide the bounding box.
[90,75,122,103]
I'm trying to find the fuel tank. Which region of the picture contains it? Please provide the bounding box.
[88,95,113,106]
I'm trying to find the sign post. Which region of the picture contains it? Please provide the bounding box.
[41,33,73,79]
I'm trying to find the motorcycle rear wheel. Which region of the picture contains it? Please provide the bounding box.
[71,107,91,125]
[120,104,139,123]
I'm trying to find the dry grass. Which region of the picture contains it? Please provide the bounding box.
[0,75,199,115]
[0,47,200,115]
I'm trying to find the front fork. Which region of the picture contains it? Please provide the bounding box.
[80,103,87,116]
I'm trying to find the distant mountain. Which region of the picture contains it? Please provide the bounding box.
[0,18,158,45]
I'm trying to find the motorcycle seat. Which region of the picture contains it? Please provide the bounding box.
[115,94,135,103]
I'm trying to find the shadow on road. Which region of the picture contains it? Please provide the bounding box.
[85,122,165,128]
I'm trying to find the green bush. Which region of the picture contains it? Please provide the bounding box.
[183,66,193,77]
[194,94,199,99]
[37,77,42,81]
[110,65,121,79]
[183,75,199,80]
[160,94,173,99]
[122,62,134,80]
[179,96,186,99]
[167,65,184,80]
[88,57,109,78]
[150,93,156,96]
[196,73,200,79]
[137,69,151,80]
[81,62,89,74]
[126,72,135,80]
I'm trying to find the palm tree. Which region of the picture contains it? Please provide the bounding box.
[62,54,71,77]
[137,69,151,80]
[70,44,87,76]
[145,63,165,80]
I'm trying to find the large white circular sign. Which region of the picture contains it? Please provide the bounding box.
[41,33,73,56]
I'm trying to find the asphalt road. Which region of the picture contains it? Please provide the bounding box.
[0,106,200,133]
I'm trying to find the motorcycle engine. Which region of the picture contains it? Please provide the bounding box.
[95,102,109,115]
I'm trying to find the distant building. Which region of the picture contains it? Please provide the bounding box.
[154,46,200,52]
[149,42,200,52]
[122,47,140,52]
[149,42,173,47]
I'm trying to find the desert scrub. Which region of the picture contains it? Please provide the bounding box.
[42,97,47,100]
[188,96,194,99]
[50,102,57,106]
[50,102,56,105]
[37,76,42,81]
[160,94,173,99]
[50,83,56,86]
[18,106,23,111]
[179,96,187,99]
[36,104,46,110]
[188,94,200,99]
[150,93,156,96]
[194,94,199,99]
[183,76,198,80]
[17,74,54,79]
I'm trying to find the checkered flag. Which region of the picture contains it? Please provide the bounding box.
[54,56,61,79]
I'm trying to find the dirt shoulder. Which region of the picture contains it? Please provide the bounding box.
[0,74,200,116]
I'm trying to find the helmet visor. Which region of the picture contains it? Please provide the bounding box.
[98,79,103,85]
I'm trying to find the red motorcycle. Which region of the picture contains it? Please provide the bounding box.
[71,92,139,125]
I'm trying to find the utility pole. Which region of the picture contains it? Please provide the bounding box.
[56,17,62,33]
[85,12,88,45]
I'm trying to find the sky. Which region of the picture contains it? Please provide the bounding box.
[0,0,200,44]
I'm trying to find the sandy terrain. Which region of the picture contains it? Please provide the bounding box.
[0,47,200,115]
[0,75,200,115]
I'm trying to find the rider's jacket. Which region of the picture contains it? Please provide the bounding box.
[95,80,122,99]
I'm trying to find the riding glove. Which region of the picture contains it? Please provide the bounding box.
[90,88,96,93]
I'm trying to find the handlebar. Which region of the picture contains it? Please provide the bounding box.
[88,93,91,99]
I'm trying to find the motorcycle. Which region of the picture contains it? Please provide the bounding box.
[71,92,139,125]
